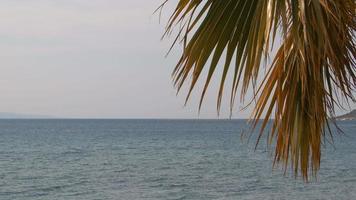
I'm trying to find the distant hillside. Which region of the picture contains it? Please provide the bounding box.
[336,110,356,121]
[0,112,53,119]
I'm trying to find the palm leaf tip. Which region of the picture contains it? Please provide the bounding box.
[162,0,356,181]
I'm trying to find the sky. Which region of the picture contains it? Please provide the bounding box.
[0,0,354,119]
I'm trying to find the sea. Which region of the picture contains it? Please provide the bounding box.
[0,119,355,200]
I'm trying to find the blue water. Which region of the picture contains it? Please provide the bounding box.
[0,119,355,200]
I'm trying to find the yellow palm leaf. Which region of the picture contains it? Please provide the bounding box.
[161,0,356,181]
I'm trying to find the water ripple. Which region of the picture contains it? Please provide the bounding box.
[0,119,355,200]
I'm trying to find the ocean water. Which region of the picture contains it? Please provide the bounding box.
[0,119,355,200]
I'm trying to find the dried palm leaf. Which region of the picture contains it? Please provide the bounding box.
[161,0,356,181]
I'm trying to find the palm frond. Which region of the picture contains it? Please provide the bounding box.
[163,0,356,180]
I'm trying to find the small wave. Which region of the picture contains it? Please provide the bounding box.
[38,180,87,193]
[148,183,164,188]
[147,177,168,183]
[168,183,189,188]
[60,149,85,156]
[155,166,171,170]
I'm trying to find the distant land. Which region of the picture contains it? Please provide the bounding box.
[336,110,356,121]
[0,112,53,119]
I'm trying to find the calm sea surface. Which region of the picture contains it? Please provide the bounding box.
[0,119,355,200]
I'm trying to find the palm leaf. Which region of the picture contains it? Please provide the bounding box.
[162,0,356,181]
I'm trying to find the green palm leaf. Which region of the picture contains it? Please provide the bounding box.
[161,0,356,180]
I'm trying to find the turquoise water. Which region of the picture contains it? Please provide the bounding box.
[0,119,355,200]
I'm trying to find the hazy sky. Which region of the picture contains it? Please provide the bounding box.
[0,0,354,118]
